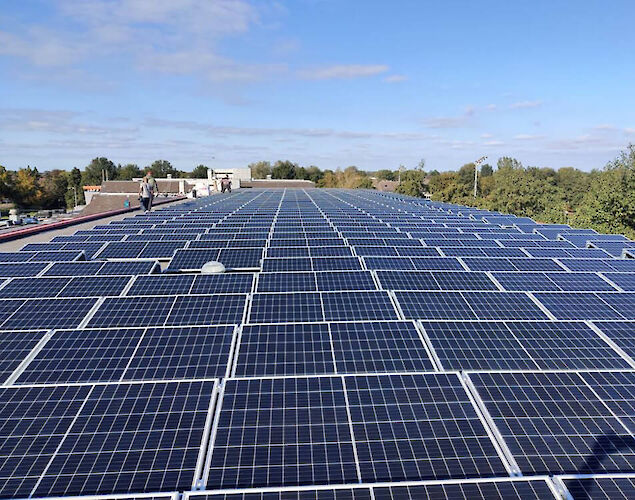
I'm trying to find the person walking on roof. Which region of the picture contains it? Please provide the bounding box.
[220,175,232,193]
[139,178,153,213]
[143,170,159,210]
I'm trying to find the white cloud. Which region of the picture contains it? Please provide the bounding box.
[593,124,616,131]
[483,140,505,146]
[424,107,475,129]
[480,133,493,139]
[298,64,389,80]
[624,128,635,135]
[514,134,543,140]
[383,74,407,83]
[509,100,542,109]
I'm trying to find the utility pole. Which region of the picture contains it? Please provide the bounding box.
[473,156,487,198]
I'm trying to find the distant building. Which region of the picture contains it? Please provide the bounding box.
[373,179,399,192]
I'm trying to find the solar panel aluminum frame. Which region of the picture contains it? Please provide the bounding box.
[184,476,561,499]
[23,492,179,500]
[200,372,518,490]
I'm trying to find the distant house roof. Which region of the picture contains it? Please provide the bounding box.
[372,179,399,192]
[100,180,192,194]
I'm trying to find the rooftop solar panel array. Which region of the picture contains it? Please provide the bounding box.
[2,188,635,499]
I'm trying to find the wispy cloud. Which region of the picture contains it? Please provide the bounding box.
[383,74,407,83]
[424,107,475,129]
[144,117,428,141]
[297,64,389,80]
[483,140,505,146]
[513,134,544,140]
[509,100,542,109]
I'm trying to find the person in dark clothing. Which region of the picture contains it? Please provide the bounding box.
[139,178,152,212]
[220,176,232,193]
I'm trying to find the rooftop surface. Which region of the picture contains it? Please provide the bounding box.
[0,189,634,499]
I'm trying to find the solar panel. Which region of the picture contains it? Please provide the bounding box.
[0,277,71,298]
[15,328,145,384]
[330,321,435,373]
[33,380,217,497]
[461,292,548,320]
[0,262,48,277]
[59,275,132,297]
[128,274,196,296]
[249,292,324,323]
[395,291,478,320]
[467,371,635,475]
[165,294,246,326]
[87,296,175,327]
[2,297,97,329]
[206,376,359,488]
[123,325,235,380]
[345,373,509,482]
[234,323,335,376]
[0,384,92,498]
[322,291,399,321]
[533,293,624,320]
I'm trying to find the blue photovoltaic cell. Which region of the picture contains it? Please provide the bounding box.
[249,292,324,323]
[346,373,508,482]
[58,276,131,297]
[0,330,47,383]
[123,325,235,380]
[505,321,632,370]
[0,384,92,498]
[322,291,399,321]
[257,272,317,292]
[596,293,635,320]
[1,297,97,329]
[33,380,216,497]
[577,371,635,433]
[560,476,635,500]
[469,371,635,475]
[592,321,635,361]
[165,294,246,325]
[316,271,377,291]
[87,296,174,327]
[127,274,196,296]
[207,376,359,489]
[330,321,434,373]
[603,273,635,291]
[534,293,625,320]
[0,262,48,277]
[190,488,372,500]
[44,261,104,276]
[95,242,148,259]
[262,258,313,272]
[218,248,263,269]
[461,292,548,320]
[234,323,335,376]
[0,277,71,298]
[16,328,144,384]
[394,291,477,320]
[191,274,254,294]
[99,261,159,275]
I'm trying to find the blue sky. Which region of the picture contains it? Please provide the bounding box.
[1,0,634,172]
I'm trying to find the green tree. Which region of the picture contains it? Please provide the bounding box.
[304,166,323,184]
[82,157,117,185]
[249,161,272,179]
[146,159,178,178]
[39,170,68,209]
[396,169,429,197]
[190,165,209,178]
[118,163,143,180]
[375,169,396,181]
[555,167,591,209]
[497,156,523,170]
[13,166,41,207]
[571,144,635,238]
[0,165,14,201]
[271,160,297,179]
[480,164,493,177]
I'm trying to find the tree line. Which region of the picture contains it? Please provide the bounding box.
[417,145,635,239]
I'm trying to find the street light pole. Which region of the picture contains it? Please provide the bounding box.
[472,156,487,198]
[68,186,77,209]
